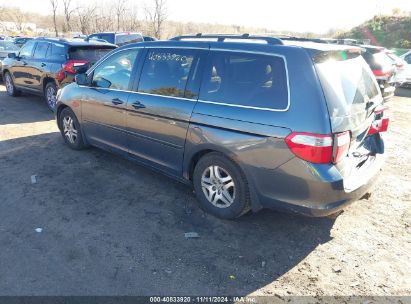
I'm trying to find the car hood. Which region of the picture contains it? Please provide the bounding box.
[0,50,18,60]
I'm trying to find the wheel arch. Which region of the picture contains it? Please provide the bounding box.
[56,104,69,130]
[2,68,10,78]
[42,77,57,93]
[57,105,89,146]
[184,145,263,212]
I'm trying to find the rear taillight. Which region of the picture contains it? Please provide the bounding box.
[372,69,392,77]
[63,60,88,74]
[368,106,389,135]
[58,60,88,82]
[285,131,351,164]
[333,131,351,163]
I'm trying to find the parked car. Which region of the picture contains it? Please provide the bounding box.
[2,37,117,111]
[400,51,411,88]
[13,37,33,48]
[356,45,396,100]
[287,38,396,100]
[55,34,387,219]
[0,40,19,77]
[87,32,143,46]
[386,51,408,86]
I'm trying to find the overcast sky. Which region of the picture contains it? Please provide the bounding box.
[1,0,411,33]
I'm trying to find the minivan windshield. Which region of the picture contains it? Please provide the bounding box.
[315,52,381,122]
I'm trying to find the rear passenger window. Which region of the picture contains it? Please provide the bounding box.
[33,42,49,59]
[199,52,288,110]
[138,49,197,98]
[49,43,67,60]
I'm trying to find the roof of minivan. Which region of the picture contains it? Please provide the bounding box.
[282,40,362,52]
[118,39,362,54]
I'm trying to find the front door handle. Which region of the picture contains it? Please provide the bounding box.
[111,98,124,105]
[132,101,146,109]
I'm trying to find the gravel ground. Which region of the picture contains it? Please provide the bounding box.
[0,84,410,296]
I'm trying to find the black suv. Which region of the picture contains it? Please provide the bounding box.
[2,37,117,111]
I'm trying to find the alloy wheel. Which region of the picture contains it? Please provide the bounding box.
[63,116,78,144]
[46,86,57,110]
[201,165,235,208]
[5,74,14,95]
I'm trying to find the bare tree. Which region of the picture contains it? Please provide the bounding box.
[145,0,167,39]
[113,0,128,31]
[50,0,59,36]
[12,8,27,32]
[62,0,77,32]
[77,4,96,34]
[93,6,114,33]
[125,4,140,31]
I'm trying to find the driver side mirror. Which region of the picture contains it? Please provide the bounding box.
[75,74,90,86]
[8,53,17,59]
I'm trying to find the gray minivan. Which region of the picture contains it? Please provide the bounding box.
[55,34,388,219]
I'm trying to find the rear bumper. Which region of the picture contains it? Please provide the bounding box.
[249,150,385,217]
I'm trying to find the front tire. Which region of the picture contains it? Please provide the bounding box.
[59,107,86,150]
[4,72,21,97]
[193,152,251,219]
[44,82,58,112]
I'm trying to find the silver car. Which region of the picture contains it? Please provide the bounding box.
[0,41,19,78]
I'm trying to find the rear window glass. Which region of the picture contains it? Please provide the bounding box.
[116,34,143,46]
[199,52,288,110]
[69,47,114,64]
[315,53,380,118]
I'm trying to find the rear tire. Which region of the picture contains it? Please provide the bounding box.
[59,107,86,150]
[44,81,58,112]
[4,72,21,97]
[193,152,251,219]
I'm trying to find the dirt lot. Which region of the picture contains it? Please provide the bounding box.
[0,84,410,297]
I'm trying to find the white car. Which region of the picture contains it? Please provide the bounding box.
[399,51,411,87]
